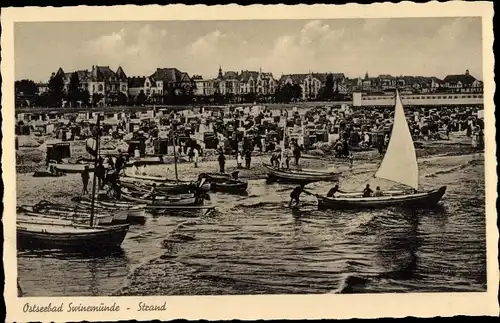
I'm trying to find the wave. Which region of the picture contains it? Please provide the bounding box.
[424,159,480,178]
[331,274,370,294]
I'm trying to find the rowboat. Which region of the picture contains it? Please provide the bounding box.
[122,173,173,183]
[33,167,66,177]
[120,190,201,208]
[125,156,166,167]
[17,220,129,251]
[120,179,194,195]
[316,90,446,210]
[71,196,147,225]
[264,164,340,184]
[51,163,94,174]
[210,180,248,193]
[198,172,248,194]
[18,205,114,226]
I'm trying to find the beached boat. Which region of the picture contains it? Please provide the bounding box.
[121,190,201,208]
[264,164,340,184]
[125,156,167,167]
[198,172,248,193]
[17,206,114,226]
[317,91,447,210]
[71,196,147,225]
[120,178,195,195]
[32,166,66,177]
[17,119,130,251]
[17,220,129,250]
[51,163,94,174]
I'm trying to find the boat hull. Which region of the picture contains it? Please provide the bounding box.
[17,223,129,251]
[51,163,94,174]
[264,164,339,184]
[317,186,447,210]
[211,181,248,193]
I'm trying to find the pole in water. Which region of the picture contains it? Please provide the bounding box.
[89,118,100,227]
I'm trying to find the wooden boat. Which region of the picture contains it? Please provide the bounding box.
[264,164,340,184]
[17,220,129,250]
[120,179,194,195]
[51,163,94,174]
[71,196,147,225]
[33,166,66,177]
[316,91,446,210]
[18,204,114,226]
[210,180,248,193]
[198,172,248,193]
[120,190,201,208]
[125,156,166,167]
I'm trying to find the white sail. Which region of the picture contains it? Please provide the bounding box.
[374,91,419,190]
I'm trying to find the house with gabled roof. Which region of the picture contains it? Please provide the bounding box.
[54,65,128,105]
[443,70,483,93]
[150,68,194,94]
[128,76,163,98]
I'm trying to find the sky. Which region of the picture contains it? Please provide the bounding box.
[14,17,483,83]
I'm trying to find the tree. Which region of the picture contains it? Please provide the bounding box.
[68,72,81,107]
[136,90,146,106]
[80,89,91,106]
[92,93,104,107]
[117,92,128,106]
[48,73,65,107]
[292,84,302,101]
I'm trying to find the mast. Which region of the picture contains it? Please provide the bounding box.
[89,118,100,227]
[173,133,179,181]
[280,110,287,168]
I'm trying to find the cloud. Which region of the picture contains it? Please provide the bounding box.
[188,29,227,58]
[83,24,170,75]
[249,20,347,75]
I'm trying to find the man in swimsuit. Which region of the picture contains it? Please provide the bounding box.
[288,184,313,208]
[326,184,345,197]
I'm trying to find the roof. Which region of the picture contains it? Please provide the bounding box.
[239,70,259,82]
[151,68,192,83]
[223,71,239,80]
[128,76,148,88]
[443,73,477,86]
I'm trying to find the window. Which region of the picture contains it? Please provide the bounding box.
[98,84,103,92]
[437,96,442,99]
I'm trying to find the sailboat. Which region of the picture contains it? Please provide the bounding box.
[17,119,130,251]
[264,110,340,184]
[317,90,446,210]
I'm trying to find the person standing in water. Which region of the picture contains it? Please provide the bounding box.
[288,183,314,208]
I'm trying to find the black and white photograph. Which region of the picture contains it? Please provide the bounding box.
[2,3,498,321]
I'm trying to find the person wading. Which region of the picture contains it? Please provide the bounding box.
[288,183,314,208]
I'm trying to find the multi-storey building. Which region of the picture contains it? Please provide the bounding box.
[278,72,346,100]
[150,68,194,95]
[443,70,483,93]
[54,65,128,102]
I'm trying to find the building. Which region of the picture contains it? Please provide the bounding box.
[36,82,49,95]
[150,68,194,95]
[192,75,215,96]
[54,65,128,104]
[278,72,346,100]
[128,76,163,97]
[442,70,483,93]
